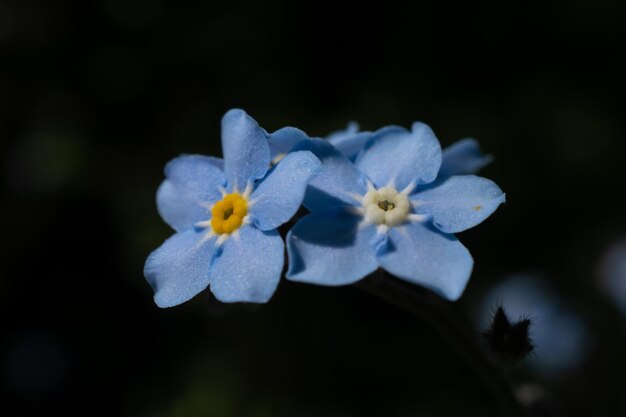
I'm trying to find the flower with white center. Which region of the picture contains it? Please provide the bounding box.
[144,109,320,306]
[286,123,505,301]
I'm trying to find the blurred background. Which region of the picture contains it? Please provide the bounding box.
[1,0,626,416]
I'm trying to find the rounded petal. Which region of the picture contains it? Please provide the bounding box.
[356,123,442,190]
[412,175,505,233]
[326,121,359,141]
[221,109,270,190]
[144,229,219,308]
[376,222,473,301]
[291,138,368,212]
[249,151,321,231]
[286,208,380,286]
[267,126,310,161]
[326,122,374,160]
[204,156,224,171]
[209,226,284,303]
[440,138,493,177]
[157,155,226,232]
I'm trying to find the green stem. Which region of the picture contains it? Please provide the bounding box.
[356,271,527,417]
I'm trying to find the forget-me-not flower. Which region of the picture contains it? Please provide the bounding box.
[286,123,505,300]
[144,109,320,306]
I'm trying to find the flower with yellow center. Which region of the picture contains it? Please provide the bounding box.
[145,108,321,307]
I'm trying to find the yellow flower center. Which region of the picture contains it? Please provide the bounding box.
[210,193,248,234]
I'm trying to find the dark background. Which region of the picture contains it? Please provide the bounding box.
[2,0,626,416]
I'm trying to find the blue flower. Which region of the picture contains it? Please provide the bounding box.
[286,123,505,300]
[144,109,320,306]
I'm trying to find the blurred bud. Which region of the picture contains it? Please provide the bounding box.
[482,306,534,362]
[477,274,591,376]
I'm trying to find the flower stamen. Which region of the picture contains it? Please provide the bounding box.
[378,200,395,211]
[362,186,410,227]
[210,193,248,235]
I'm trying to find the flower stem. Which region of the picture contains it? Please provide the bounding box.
[356,271,527,417]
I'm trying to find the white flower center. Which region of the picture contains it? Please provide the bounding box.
[362,186,410,226]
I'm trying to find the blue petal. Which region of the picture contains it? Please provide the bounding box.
[267,126,310,161]
[157,155,226,232]
[286,208,380,285]
[209,225,284,303]
[205,156,224,171]
[356,123,442,190]
[412,175,505,233]
[326,121,359,141]
[439,138,493,177]
[326,122,374,160]
[144,229,218,308]
[221,109,270,190]
[376,222,473,301]
[291,138,368,212]
[249,151,321,231]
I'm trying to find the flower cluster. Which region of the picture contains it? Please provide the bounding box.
[144,109,504,306]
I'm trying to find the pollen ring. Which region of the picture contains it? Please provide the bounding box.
[211,193,248,234]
